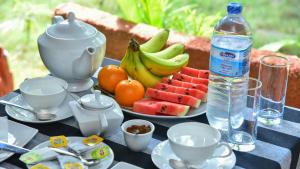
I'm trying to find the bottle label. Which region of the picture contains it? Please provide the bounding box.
[209,44,251,77]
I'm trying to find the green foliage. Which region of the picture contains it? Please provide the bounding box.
[260,39,300,56]
[110,0,221,37]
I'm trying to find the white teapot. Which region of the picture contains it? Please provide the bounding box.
[69,90,124,137]
[38,12,106,92]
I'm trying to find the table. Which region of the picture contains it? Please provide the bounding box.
[1,57,300,169]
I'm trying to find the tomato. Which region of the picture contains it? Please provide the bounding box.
[98,65,128,93]
[115,80,145,107]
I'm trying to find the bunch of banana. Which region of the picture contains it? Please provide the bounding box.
[139,29,189,76]
[120,29,189,88]
[121,39,161,88]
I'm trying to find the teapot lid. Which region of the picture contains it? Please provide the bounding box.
[46,12,97,40]
[80,90,113,109]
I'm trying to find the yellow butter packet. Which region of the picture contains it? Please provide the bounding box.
[64,162,84,169]
[83,135,103,146]
[50,135,68,148]
[30,163,50,169]
[85,146,110,160]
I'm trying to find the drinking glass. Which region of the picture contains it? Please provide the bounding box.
[258,55,289,125]
[228,78,261,152]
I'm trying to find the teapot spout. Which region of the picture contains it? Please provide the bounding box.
[72,47,96,79]
[83,47,96,58]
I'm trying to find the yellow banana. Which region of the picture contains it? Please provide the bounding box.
[140,29,169,53]
[144,43,184,59]
[140,51,189,76]
[121,39,161,88]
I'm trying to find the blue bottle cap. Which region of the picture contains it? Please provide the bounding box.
[227,2,242,14]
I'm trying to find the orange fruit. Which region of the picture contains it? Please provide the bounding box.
[115,80,145,107]
[98,65,128,93]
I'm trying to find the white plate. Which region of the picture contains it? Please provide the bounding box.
[151,140,236,169]
[5,93,79,123]
[0,120,38,162]
[27,137,114,169]
[111,162,142,169]
[95,86,206,119]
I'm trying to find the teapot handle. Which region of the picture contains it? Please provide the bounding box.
[52,16,64,24]
[98,112,108,134]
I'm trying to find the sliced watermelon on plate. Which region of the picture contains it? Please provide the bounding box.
[172,73,209,85]
[181,67,209,79]
[133,99,157,115]
[133,98,190,116]
[146,88,201,108]
[155,83,207,102]
[161,78,208,93]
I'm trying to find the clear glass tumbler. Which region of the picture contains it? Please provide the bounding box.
[258,55,289,125]
[228,78,261,152]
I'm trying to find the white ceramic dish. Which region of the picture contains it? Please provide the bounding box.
[111,162,142,169]
[94,66,206,119]
[0,120,38,162]
[38,12,106,92]
[5,93,79,123]
[20,76,68,110]
[96,86,206,119]
[151,140,236,169]
[27,137,114,169]
[167,122,232,164]
[121,119,155,152]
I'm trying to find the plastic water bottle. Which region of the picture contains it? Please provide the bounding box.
[206,2,252,131]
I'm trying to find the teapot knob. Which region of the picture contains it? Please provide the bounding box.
[94,90,102,103]
[68,12,76,24]
[52,16,64,24]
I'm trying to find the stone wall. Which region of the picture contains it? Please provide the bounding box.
[54,3,300,108]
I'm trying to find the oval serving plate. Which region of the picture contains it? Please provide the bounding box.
[94,85,206,119]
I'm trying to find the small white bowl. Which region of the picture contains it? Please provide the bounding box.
[20,76,68,110]
[121,119,155,152]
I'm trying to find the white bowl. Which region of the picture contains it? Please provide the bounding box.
[167,122,221,164]
[121,119,155,152]
[20,76,68,110]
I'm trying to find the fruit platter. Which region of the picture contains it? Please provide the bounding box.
[96,29,209,119]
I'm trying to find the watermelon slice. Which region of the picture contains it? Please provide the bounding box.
[161,78,208,93]
[133,99,157,115]
[146,88,201,108]
[173,73,209,85]
[133,99,190,116]
[155,83,207,102]
[181,67,209,79]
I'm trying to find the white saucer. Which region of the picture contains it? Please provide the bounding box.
[5,93,79,123]
[27,137,114,169]
[151,140,236,169]
[0,120,38,162]
[0,133,16,159]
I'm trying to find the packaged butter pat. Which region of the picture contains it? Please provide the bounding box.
[20,147,58,165]
[83,146,110,160]
[68,142,95,154]
[82,135,103,146]
[50,135,68,148]
[57,155,86,169]
[30,163,50,169]
[64,163,84,169]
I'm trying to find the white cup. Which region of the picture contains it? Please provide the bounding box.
[121,119,155,152]
[20,76,68,111]
[167,122,232,165]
